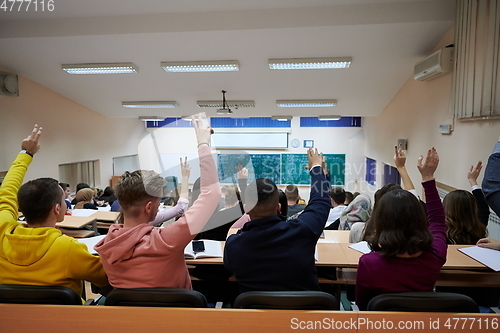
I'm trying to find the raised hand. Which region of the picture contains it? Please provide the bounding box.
[180,157,190,179]
[394,144,407,169]
[191,113,214,146]
[236,163,248,179]
[417,147,439,182]
[21,124,43,156]
[307,148,323,171]
[467,161,482,186]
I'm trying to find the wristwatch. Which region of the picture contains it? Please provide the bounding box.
[20,150,33,157]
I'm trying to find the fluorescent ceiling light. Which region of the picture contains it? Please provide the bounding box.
[138,116,165,122]
[62,63,138,74]
[268,57,351,70]
[216,109,233,115]
[318,115,341,121]
[161,60,239,72]
[276,99,337,107]
[123,101,179,108]
[197,100,255,108]
[271,115,293,121]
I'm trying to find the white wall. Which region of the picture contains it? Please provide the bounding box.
[0,71,147,187]
[363,26,500,193]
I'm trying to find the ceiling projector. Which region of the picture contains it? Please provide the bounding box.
[217,108,233,114]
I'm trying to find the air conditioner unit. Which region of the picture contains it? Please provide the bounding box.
[414,47,454,81]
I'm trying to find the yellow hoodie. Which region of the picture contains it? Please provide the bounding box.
[0,153,108,296]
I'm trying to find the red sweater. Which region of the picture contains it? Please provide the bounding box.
[95,146,221,289]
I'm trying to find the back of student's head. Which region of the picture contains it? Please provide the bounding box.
[330,187,346,205]
[18,178,63,225]
[115,170,164,213]
[76,183,90,193]
[284,184,299,202]
[443,190,486,244]
[344,191,354,205]
[369,189,432,257]
[103,186,114,197]
[373,184,402,210]
[278,189,288,216]
[225,185,241,207]
[245,178,279,216]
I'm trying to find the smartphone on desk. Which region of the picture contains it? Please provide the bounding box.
[192,240,205,253]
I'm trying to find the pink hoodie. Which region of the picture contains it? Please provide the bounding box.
[94,146,220,289]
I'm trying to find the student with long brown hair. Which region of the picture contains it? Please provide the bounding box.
[356,147,446,310]
[442,161,488,245]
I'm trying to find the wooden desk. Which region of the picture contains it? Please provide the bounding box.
[1,304,498,333]
[92,211,119,222]
[57,216,97,230]
[338,243,490,270]
[318,230,350,243]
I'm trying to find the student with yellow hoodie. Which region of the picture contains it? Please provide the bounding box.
[0,125,109,297]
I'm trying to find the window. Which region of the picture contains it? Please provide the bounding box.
[383,164,401,186]
[365,157,376,186]
[59,160,100,188]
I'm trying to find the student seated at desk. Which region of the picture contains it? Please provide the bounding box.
[95,116,221,289]
[0,125,109,298]
[74,188,98,210]
[355,147,446,311]
[224,149,330,293]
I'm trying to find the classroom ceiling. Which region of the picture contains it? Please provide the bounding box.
[0,0,455,119]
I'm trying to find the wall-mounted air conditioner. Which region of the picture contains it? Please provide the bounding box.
[414,46,454,81]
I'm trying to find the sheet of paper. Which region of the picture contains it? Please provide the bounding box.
[77,235,106,255]
[97,206,111,212]
[71,209,97,217]
[458,246,500,271]
[348,241,372,254]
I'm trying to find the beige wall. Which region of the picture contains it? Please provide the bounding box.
[363,26,500,192]
[0,72,146,186]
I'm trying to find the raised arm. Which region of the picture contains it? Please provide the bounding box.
[394,145,416,192]
[290,149,331,236]
[148,157,190,226]
[482,142,500,216]
[417,147,446,258]
[468,161,489,227]
[0,125,42,223]
[236,163,248,203]
[161,114,221,244]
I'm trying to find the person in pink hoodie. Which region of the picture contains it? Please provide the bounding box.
[94,115,221,289]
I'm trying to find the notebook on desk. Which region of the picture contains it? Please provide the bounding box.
[458,246,500,271]
[77,235,106,255]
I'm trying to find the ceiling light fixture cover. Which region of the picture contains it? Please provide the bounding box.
[123,101,179,108]
[269,57,351,70]
[197,100,255,108]
[318,115,342,121]
[271,115,293,121]
[138,116,165,122]
[276,99,337,107]
[62,63,138,74]
[161,60,239,72]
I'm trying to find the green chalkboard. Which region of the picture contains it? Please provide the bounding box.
[280,154,345,185]
[218,153,280,184]
[218,153,345,185]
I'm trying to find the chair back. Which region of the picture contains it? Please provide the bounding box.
[0,284,82,305]
[234,291,338,310]
[367,292,479,313]
[105,288,207,308]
